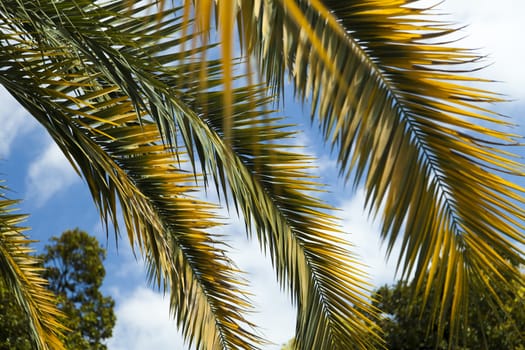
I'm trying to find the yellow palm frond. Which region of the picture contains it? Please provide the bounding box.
[187,88,383,348]
[1,2,263,349]
[173,0,525,344]
[231,0,525,342]
[1,0,383,347]
[0,184,66,350]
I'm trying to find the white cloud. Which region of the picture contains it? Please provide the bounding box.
[107,287,187,350]
[25,141,79,206]
[228,236,296,349]
[419,1,525,102]
[339,188,401,287]
[0,86,38,158]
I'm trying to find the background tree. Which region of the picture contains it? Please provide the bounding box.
[40,229,116,350]
[372,274,525,349]
[0,280,33,350]
[280,338,295,350]
[0,229,115,350]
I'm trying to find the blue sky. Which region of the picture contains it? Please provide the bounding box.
[1,1,525,349]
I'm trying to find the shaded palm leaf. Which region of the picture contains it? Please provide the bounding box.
[0,184,66,350]
[0,2,263,349]
[231,0,525,342]
[174,0,525,344]
[1,0,382,348]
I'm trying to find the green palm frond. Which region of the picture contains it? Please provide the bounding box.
[3,0,524,349]
[167,0,525,344]
[0,183,66,350]
[188,88,383,348]
[0,2,263,349]
[1,0,382,348]
[223,0,525,342]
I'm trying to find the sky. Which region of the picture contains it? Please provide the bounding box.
[1,1,525,349]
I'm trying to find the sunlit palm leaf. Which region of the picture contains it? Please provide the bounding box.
[0,2,263,349]
[187,89,383,348]
[5,0,522,348]
[0,184,66,350]
[1,0,383,348]
[111,5,383,347]
[169,0,525,344]
[223,0,525,342]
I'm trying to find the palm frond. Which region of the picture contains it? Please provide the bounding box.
[227,0,525,342]
[0,183,66,350]
[0,0,383,347]
[4,0,521,348]
[145,0,525,344]
[187,87,383,348]
[0,2,263,349]
[105,4,384,346]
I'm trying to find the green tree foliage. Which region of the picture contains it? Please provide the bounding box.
[0,229,115,350]
[372,275,525,349]
[280,338,295,350]
[0,281,33,350]
[40,229,116,350]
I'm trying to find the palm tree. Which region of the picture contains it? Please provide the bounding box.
[0,0,523,349]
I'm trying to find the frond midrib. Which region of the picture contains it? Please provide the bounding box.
[323,4,500,265]
[69,112,254,350]
[333,11,465,228]
[197,108,379,348]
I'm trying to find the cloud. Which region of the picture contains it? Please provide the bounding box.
[228,236,296,349]
[25,141,79,206]
[107,287,187,350]
[418,0,525,102]
[339,188,401,287]
[0,86,38,158]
